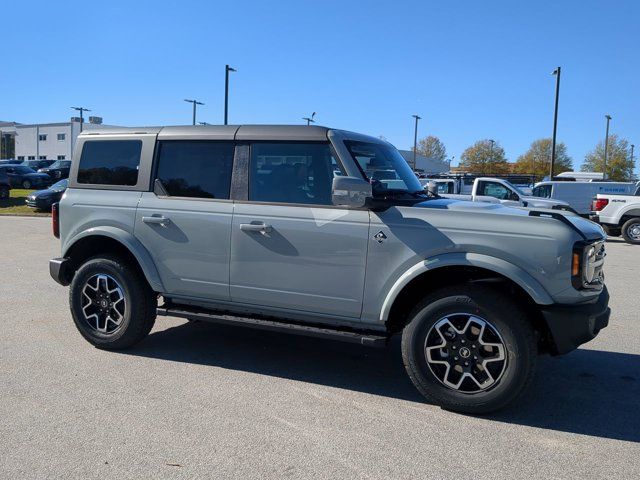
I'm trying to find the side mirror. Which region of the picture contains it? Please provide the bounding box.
[331,176,372,208]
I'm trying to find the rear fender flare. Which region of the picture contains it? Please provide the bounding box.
[63,227,164,292]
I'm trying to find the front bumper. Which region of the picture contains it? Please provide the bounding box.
[50,257,71,286]
[26,197,52,209]
[540,286,610,355]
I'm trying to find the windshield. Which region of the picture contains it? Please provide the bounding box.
[503,180,527,197]
[50,179,68,191]
[48,161,70,169]
[344,140,423,195]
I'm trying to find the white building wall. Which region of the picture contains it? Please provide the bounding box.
[15,122,113,161]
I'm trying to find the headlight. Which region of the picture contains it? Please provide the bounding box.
[572,241,605,290]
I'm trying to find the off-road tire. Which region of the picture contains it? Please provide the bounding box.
[621,218,640,245]
[69,255,157,349]
[401,284,537,414]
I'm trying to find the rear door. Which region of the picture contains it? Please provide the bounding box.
[229,141,370,320]
[134,139,235,301]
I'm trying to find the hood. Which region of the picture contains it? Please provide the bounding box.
[413,198,529,215]
[412,198,604,241]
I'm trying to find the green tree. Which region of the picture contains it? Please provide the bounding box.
[582,134,635,181]
[459,139,509,174]
[513,138,572,177]
[416,135,447,162]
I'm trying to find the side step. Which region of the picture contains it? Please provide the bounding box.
[157,305,388,348]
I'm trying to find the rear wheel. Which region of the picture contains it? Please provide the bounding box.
[69,255,157,349]
[22,180,32,189]
[621,218,640,245]
[401,285,536,414]
[0,186,8,199]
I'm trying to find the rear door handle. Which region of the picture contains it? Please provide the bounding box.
[239,222,272,233]
[142,215,170,227]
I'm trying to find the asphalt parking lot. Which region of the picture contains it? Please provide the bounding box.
[1,216,638,479]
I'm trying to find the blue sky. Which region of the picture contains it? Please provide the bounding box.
[3,0,638,169]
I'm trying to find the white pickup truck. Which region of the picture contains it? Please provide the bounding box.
[426,177,574,211]
[591,187,640,244]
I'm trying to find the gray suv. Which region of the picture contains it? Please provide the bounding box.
[50,125,610,413]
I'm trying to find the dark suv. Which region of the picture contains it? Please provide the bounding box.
[38,160,72,180]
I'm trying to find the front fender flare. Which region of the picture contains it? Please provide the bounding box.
[63,226,165,292]
[379,252,554,322]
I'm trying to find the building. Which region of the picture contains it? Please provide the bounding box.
[13,117,113,161]
[0,121,20,159]
[398,150,449,175]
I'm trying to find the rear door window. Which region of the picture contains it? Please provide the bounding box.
[78,140,142,185]
[155,141,235,199]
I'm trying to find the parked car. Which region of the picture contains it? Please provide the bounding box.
[0,169,10,199]
[591,188,640,244]
[442,177,575,212]
[26,178,68,211]
[50,125,609,414]
[21,159,55,170]
[532,180,638,217]
[38,160,72,180]
[0,164,52,189]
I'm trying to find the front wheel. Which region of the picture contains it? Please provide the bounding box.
[401,285,536,414]
[621,218,640,245]
[69,255,157,349]
[0,186,8,199]
[22,180,32,189]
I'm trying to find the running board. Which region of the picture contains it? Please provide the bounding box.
[157,306,388,348]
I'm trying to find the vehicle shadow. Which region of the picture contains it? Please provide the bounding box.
[125,321,640,443]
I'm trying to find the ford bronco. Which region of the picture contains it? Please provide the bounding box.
[50,125,610,413]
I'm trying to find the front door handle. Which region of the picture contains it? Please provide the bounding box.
[142,215,170,227]
[239,222,272,233]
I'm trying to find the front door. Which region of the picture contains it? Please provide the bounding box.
[229,142,370,320]
[134,140,235,301]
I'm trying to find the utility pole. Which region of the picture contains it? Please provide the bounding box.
[224,65,236,125]
[412,114,421,170]
[302,112,316,125]
[604,115,612,178]
[71,106,91,132]
[550,67,561,178]
[0,129,3,159]
[184,99,204,126]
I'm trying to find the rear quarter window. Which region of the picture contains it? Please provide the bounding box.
[77,140,142,185]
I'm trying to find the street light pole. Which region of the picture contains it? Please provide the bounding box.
[489,139,495,174]
[412,114,421,171]
[71,106,91,132]
[604,115,612,178]
[224,65,236,125]
[550,67,561,178]
[302,112,316,125]
[184,99,204,126]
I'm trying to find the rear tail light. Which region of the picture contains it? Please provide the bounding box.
[593,198,609,211]
[52,202,60,238]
